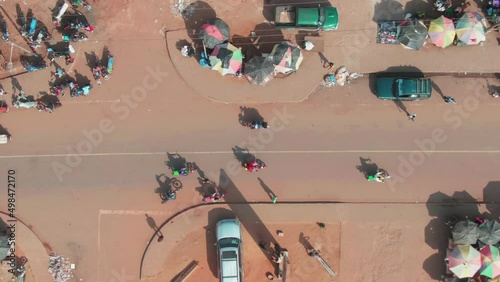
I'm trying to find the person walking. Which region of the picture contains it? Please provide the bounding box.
[408,113,416,121]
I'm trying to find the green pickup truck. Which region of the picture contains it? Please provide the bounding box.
[376,77,432,101]
[274,6,339,30]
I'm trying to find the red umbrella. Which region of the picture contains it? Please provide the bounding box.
[199,18,230,49]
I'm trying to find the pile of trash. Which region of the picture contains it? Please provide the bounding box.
[48,254,73,282]
[170,0,195,19]
[322,66,363,87]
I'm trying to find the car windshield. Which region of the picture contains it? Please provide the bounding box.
[318,8,325,25]
[219,238,240,248]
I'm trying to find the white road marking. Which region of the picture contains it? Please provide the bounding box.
[63,99,121,104]
[2,150,500,159]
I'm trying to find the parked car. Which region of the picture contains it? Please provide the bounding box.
[216,219,243,282]
[376,77,432,100]
[274,5,339,30]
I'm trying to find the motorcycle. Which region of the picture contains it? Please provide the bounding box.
[92,66,102,85]
[103,54,114,80]
[62,19,93,32]
[63,31,88,42]
[203,192,225,203]
[490,89,500,98]
[243,159,266,172]
[444,96,456,104]
[241,120,270,129]
[50,79,73,96]
[172,162,197,176]
[0,101,9,113]
[36,101,62,113]
[71,0,92,11]
[30,28,52,51]
[367,169,391,183]
[70,82,92,98]
[160,178,183,204]
[1,19,9,41]
[47,48,74,65]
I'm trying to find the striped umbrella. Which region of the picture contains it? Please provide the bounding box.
[209,43,243,76]
[480,245,500,278]
[448,245,481,278]
[270,41,304,74]
[455,12,486,45]
[429,16,455,48]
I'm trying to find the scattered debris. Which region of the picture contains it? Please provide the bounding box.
[322,66,364,87]
[48,254,74,282]
[277,230,284,236]
[170,0,196,19]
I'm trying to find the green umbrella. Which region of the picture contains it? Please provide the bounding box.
[452,220,479,244]
[479,220,500,245]
[480,245,500,278]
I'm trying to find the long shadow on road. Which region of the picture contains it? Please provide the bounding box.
[218,169,277,266]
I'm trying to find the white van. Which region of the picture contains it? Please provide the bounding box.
[216,219,243,282]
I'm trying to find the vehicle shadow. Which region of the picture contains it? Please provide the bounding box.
[231,146,255,163]
[84,51,99,68]
[355,157,379,179]
[423,190,483,280]
[206,207,237,277]
[373,0,405,23]
[238,106,264,123]
[165,152,187,171]
[252,22,285,54]
[218,169,278,271]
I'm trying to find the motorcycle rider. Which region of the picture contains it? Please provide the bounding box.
[251,121,269,129]
[444,96,456,104]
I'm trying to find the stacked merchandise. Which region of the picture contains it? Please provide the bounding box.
[48,254,73,282]
[377,21,399,44]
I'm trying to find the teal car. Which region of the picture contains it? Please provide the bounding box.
[275,6,339,30]
[376,77,432,101]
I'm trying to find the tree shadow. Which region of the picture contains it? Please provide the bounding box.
[165,152,187,171]
[373,0,405,22]
[483,181,500,220]
[239,106,264,123]
[232,34,260,62]
[73,69,90,85]
[404,0,441,19]
[355,157,379,178]
[218,169,278,267]
[252,22,285,54]
[231,146,255,163]
[182,1,216,44]
[258,177,276,200]
[206,207,237,277]
[423,190,482,279]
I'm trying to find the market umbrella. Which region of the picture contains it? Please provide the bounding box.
[448,245,482,278]
[199,18,230,49]
[398,19,428,50]
[479,220,500,245]
[452,220,479,244]
[209,43,243,76]
[480,245,500,278]
[455,12,486,45]
[429,15,456,48]
[270,41,304,74]
[244,56,275,86]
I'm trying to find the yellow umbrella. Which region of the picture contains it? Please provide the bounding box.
[429,16,456,48]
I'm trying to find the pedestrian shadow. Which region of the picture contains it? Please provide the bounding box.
[84,51,99,68]
[393,100,410,116]
[231,146,254,163]
[165,152,187,171]
[238,106,264,123]
[206,207,236,277]
[423,190,483,280]
[145,214,163,241]
[218,169,278,272]
[11,77,22,93]
[73,69,90,85]
[299,232,314,252]
[432,81,445,99]
[258,178,276,200]
[373,0,405,22]
[355,157,379,179]
[404,0,441,19]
